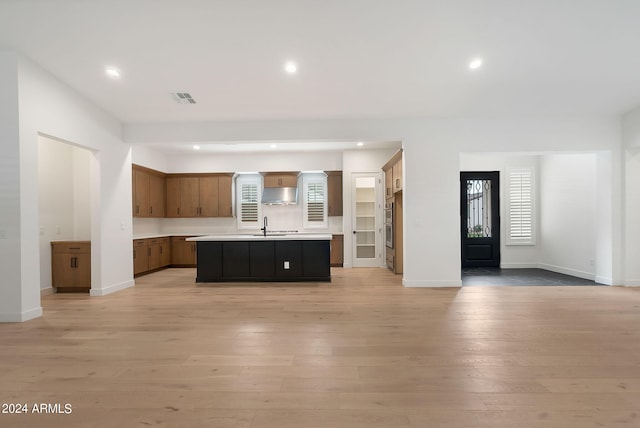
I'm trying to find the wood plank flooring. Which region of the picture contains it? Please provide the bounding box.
[1,268,639,427]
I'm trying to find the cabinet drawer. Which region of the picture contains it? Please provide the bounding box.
[51,242,90,254]
[133,239,148,247]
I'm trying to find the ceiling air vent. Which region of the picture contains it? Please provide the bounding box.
[171,92,196,104]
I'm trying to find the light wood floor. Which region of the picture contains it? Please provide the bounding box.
[1,268,639,427]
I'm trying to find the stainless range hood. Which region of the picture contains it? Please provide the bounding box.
[261,187,298,205]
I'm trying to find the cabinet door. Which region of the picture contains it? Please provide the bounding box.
[159,239,171,267]
[263,175,281,187]
[180,177,200,217]
[222,242,251,278]
[166,177,181,217]
[330,234,344,267]
[133,240,149,275]
[327,172,343,217]
[250,241,275,277]
[279,174,298,187]
[148,240,162,270]
[384,167,393,199]
[149,174,166,217]
[171,237,197,265]
[199,176,219,217]
[393,159,402,193]
[73,253,91,287]
[52,254,78,287]
[134,170,150,217]
[275,241,302,277]
[218,175,233,217]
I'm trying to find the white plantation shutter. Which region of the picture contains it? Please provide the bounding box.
[303,174,328,228]
[236,175,261,228]
[507,168,535,245]
[306,183,325,222]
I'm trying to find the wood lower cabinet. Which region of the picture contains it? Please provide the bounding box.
[134,237,172,276]
[171,236,197,266]
[51,241,91,292]
[330,234,344,267]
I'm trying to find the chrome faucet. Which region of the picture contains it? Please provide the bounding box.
[261,216,268,237]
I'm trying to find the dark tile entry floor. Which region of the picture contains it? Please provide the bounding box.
[462,267,602,286]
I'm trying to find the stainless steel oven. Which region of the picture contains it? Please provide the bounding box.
[385,202,393,248]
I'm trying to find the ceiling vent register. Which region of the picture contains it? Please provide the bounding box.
[171,92,196,104]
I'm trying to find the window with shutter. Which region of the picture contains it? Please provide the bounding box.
[236,175,261,229]
[507,168,535,245]
[303,174,328,229]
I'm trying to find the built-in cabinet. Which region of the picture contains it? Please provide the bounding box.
[133,166,166,217]
[51,241,91,291]
[262,172,299,187]
[326,171,343,217]
[383,150,403,274]
[166,174,233,218]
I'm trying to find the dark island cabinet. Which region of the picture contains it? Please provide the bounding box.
[195,240,330,282]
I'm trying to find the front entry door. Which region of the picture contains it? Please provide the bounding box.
[460,171,500,267]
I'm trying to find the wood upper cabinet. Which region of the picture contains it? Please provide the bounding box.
[166,174,233,218]
[326,171,343,217]
[263,172,299,187]
[382,150,403,198]
[51,241,91,290]
[393,157,403,193]
[133,165,166,217]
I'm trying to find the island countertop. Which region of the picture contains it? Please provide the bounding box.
[186,233,332,242]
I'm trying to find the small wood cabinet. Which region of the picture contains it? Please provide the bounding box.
[166,174,233,218]
[171,236,197,266]
[383,150,403,199]
[51,241,91,291]
[262,172,299,187]
[133,165,166,217]
[383,150,403,274]
[326,171,343,217]
[330,234,344,267]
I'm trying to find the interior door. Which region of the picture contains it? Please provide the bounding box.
[460,171,500,267]
[352,173,382,267]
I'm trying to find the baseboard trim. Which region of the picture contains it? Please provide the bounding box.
[537,263,595,281]
[90,279,135,297]
[403,279,462,288]
[0,306,43,323]
[623,280,640,287]
[40,287,56,296]
[595,275,614,286]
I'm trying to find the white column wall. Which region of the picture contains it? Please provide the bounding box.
[622,107,640,286]
[15,53,133,307]
[0,52,37,321]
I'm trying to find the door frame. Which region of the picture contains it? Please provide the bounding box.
[460,171,501,268]
[351,172,383,268]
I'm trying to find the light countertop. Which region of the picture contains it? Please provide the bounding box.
[186,233,332,241]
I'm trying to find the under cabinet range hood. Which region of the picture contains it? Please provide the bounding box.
[261,187,298,205]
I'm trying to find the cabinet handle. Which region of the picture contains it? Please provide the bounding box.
[148,248,151,256]
[150,206,153,214]
[177,207,180,215]
[74,257,78,268]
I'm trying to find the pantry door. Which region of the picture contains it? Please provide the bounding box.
[352,173,382,267]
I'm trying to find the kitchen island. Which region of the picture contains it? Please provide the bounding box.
[187,234,332,282]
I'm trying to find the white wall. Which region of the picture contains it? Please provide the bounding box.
[622,107,640,286]
[0,52,28,321]
[38,135,92,291]
[459,153,541,268]
[539,153,597,280]
[14,53,133,309]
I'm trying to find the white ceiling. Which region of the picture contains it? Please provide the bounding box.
[1,1,640,152]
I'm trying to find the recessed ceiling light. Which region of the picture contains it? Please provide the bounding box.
[105,67,121,78]
[469,58,483,70]
[270,144,277,149]
[284,61,298,74]
[193,145,200,150]
[357,142,364,147]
